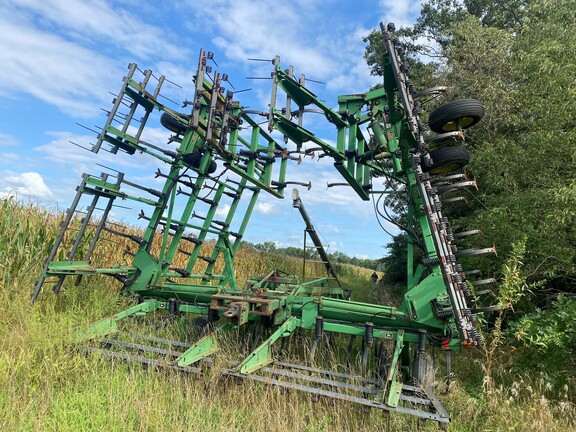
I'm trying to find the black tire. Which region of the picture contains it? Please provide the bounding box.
[182,151,217,174]
[189,316,211,339]
[428,99,484,134]
[192,316,209,328]
[423,146,470,175]
[160,112,190,135]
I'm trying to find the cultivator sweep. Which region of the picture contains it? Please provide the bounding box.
[32,23,500,426]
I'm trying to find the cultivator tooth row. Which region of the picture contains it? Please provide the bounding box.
[33,21,504,426]
[379,23,499,344]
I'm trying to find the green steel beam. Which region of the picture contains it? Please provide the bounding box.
[73,299,161,342]
[177,324,233,367]
[237,316,299,374]
[386,330,405,407]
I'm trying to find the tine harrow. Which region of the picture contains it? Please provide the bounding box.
[32,19,502,427]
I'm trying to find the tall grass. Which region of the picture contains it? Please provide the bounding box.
[1,198,574,431]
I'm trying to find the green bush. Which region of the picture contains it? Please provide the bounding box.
[510,295,576,384]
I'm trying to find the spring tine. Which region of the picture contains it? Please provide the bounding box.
[121,178,164,198]
[178,177,198,190]
[470,278,497,286]
[69,141,93,152]
[472,305,503,314]
[177,187,190,197]
[453,229,482,238]
[430,171,467,184]
[76,123,101,135]
[304,147,323,158]
[198,255,215,264]
[473,289,493,296]
[436,178,478,194]
[191,211,206,221]
[197,195,218,206]
[178,248,192,257]
[223,191,240,199]
[272,180,311,190]
[157,219,182,232]
[181,235,202,245]
[102,225,146,246]
[455,245,497,258]
[171,268,190,277]
[138,210,150,221]
[288,154,302,164]
[212,219,229,228]
[442,196,467,205]
[134,138,178,158]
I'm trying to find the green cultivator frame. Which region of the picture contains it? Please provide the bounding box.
[33,23,498,426]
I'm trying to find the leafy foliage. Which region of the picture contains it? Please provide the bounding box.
[364,0,576,382]
[366,0,576,289]
[511,295,576,383]
[461,0,576,282]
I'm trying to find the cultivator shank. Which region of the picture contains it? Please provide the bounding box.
[33,22,500,426]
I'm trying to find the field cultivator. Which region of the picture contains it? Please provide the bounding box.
[32,23,500,426]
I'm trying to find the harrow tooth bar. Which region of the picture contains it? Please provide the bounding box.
[123,333,192,349]
[273,361,380,385]
[100,338,184,357]
[223,369,449,424]
[78,345,201,374]
[79,332,449,424]
[257,366,379,395]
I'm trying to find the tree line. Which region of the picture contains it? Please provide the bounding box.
[246,241,384,271]
[364,0,575,381]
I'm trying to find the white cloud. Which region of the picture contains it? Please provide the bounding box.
[34,131,159,171]
[0,152,20,163]
[289,157,373,214]
[216,204,231,217]
[7,0,185,61]
[0,132,18,147]
[182,0,371,85]
[0,1,187,118]
[379,0,425,29]
[317,223,340,235]
[194,1,328,70]
[254,201,274,215]
[129,125,173,150]
[0,17,118,117]
[0,171,53,199]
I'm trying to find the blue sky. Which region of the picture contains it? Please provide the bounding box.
[0,0,424,259]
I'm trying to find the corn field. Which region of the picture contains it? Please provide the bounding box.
[0,197,574,431]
